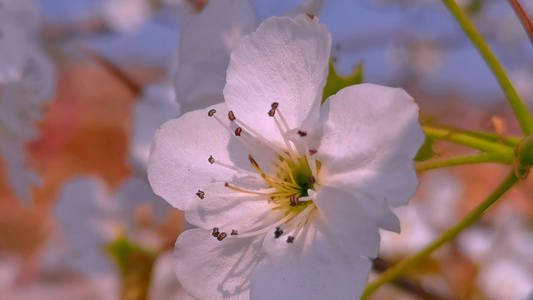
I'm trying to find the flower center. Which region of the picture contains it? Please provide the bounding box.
[202,103,321,243]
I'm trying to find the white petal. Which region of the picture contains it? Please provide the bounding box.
[54,177,118,275]
[184,181,272,230]
[317,83,424,206]
[174,228,264,300]
[175,0,256,113]
[312,186,380,258]
[148,103,254,210]
[251,226,372,300]
[224,15,331,145]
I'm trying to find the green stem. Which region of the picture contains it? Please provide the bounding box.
[423,125,514,154]
[415,152,513,171]
[441,0,533,135]
[361,172,518,299]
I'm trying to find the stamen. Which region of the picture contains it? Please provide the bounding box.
[297,130,307,137]
[208,109,216,117]
[217,232,228,241]
[196,190,205,199]
[309,149,317,155]
[228,111,236,121]
[289,195,299,206]
[235,127,242,136]
[271,102,279,109]
[237,212,296,238]
[274,227,283,238]
[286,236,295,243]
[232,118,290,161]
[212,227,220,237]
[248,155,300,189]
[268,108,276,117]
[208,156,215,164]
[231,229,239,236]
[214,160,259,177]
[224,183,278,196]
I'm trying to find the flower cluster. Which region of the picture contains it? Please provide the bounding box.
[0,0,56,202]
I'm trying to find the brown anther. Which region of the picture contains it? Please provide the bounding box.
[271,102,279,109]
[289,195,299,206]
[208,155,215,164]
[217,232,228,241]
[231,229,238,236]
[208,109,216,117]
[297,130,307,137]
[248,155,259,168]
[212,227,220,237]
[235,127,242,136]
[268,108,276,117]
[286,236,295,243]
[228,111,236,121]
[274,227,283,238]
[305,13,315,20]
[224,183,230,187]
[309,176,316,184]
[196,190,205,199]
[309,149,317,155]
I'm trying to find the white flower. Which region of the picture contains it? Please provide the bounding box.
[149,15,424,299]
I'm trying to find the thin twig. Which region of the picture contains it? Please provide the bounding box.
[79,47,143,97]
[372,257,449,300]
[508,0,533,47]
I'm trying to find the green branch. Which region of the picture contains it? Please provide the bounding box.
[423,125,514,154]
[415,152,513,171]
[361,172,518,299]
[441,0,533,135]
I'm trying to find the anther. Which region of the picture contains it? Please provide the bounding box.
[305,13,315,20]
[217,232,228,241]
[208,109,216,117]
[286,236,295,243]
[268,108,276,117]
[212,227,220,237]
[235,127,242,136]
[297,130,307,137]
[271,102,279,109]
[248,155,259,168]
[274,227,283,238]
[228,111,236,121]
[196,190,205,199]
[309,149,317,155]
[231,229,238,236]
[289,195,299,206]
[309,176,316,184]
[208,155,215,164]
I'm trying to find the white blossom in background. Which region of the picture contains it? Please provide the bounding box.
[0,0,56,203]
[458,209,533,300]
[149,15,424,299]
[174,0,324,113]
[53,176,181,300]
[101,0,151,33]
[130,82,181,177]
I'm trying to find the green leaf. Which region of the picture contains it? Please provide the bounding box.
[322,61,363,103]
[415,135,435,162]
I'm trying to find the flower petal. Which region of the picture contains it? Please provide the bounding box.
[317,83,424,206]
[251,226,372,299]
[224,15,331,145]
[175,0,256,113]
[148,103,257,210]
[184,181,272,230]
[174,228,264,300]
[311,186,380,258]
